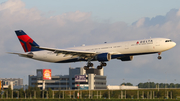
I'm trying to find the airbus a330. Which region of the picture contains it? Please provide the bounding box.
[9,30,176,70]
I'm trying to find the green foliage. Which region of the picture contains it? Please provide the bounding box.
[5,83,180,100]
[121,82,133,86]
[54,90,62,98]
[19,88,24,98]
[7,85,12,98]
[156,90,164,98]
[102,90,108,98]
[48,88,53,98]
[138,82,180,88]
[25,86,33,98]
[34,84,41,98]
[3,89,180,100]
[0,89,2,98]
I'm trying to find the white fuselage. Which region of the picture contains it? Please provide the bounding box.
[30,38,176,63]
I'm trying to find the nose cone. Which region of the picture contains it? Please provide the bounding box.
[172,42,176,47]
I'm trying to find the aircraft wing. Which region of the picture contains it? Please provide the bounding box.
[34,46,97,57]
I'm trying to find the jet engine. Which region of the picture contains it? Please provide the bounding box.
[95,53,111,61]
[118,56,133,61]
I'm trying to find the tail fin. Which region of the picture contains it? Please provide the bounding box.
[15,30,41,52]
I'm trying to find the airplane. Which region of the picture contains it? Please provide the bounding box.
[9,30,176,70]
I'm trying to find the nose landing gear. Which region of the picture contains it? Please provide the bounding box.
[158,52,162,60]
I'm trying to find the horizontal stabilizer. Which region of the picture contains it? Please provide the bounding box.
[7,52,33,58]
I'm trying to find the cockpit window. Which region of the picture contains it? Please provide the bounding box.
[165,40,172,42]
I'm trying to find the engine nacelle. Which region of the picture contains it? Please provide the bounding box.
[118,56,133,61]
[95,53,111,61]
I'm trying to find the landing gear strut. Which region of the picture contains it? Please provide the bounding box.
[158,52,162,60]
[84,60,94,70]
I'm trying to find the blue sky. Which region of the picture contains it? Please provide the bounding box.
[1,0,180,85]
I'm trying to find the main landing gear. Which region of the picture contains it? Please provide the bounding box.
[83,62,93,70]
[83,62,107,70]
[97,62,106,69]
[157,52,162,60]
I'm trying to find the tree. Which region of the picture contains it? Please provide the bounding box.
[54,90,62,98]
[157,90,164,98]
[169,83,175,88]
[0,89,3,98]
[19,88,24,98]
[120,82,133,86]
[149,82,156,88]
[143,82,148,88]
[7,85,12,98]
[26,86,33,98]
[34,83,41,98]
[159,83,164,88]
[138,83,143,88]
[121,82,126,86]
[48,88,53,98]
[126,82,133,86]
[175,83,179,88]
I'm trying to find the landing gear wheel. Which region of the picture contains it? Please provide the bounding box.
[158,56,162,60]
[97,62,107,69]
[101,63,107,66]
[87,63,93,67]
[84,66,89,70]
[97,66,102,69]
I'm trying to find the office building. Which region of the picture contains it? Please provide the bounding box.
[0,78,23,90]
[29,67,107,90]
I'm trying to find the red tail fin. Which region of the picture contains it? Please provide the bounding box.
[15,30,40,52]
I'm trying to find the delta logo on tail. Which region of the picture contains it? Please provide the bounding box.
[15,30,40,52]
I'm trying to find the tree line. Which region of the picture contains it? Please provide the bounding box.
[138,82,180,88]
[120,82,180,88]
[0,85,56,98]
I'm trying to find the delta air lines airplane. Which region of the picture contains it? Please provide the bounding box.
[9,30,176,70]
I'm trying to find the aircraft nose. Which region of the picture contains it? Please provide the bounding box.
[173,42,176,47]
